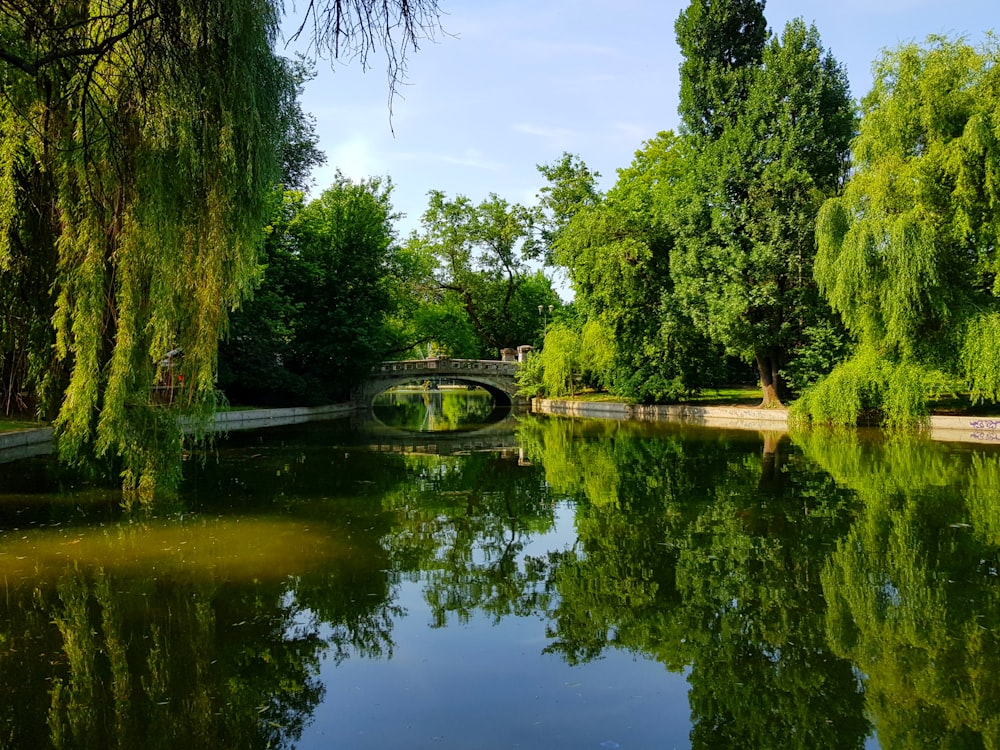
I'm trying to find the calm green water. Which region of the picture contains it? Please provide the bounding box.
[1,391,1000,749]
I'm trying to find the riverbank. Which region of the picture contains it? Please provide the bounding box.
[0,403,354,463]
[531,397,1000,445]
[6,395,1000,465]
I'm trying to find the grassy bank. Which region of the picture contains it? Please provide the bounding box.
[0,416,44,434]
[559,385,1000,417]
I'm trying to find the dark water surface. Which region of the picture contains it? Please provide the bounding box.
[2,391,1000,749]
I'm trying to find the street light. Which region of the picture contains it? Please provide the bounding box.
[538,304,554,339]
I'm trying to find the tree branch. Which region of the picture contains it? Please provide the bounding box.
[0,11,158,77]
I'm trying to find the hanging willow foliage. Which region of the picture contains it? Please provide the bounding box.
[807,35,1000,425]
[0,0,440,498]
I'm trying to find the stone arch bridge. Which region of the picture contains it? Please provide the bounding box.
[353,358,523,408]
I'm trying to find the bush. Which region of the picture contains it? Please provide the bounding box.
[792,348,947,428]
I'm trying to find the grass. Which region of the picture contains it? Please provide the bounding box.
[558,390,628,402]
[560,385,763,406]
[678,385,762,406]
[562,384,1000,417]
[0,416,46,434]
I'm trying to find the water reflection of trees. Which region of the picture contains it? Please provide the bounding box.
[373,388,497,432]
[380,450,558,626]
[0,569,325,749]
[8,417,1000,748]
[796,432,1000,749]
[0,425,411,749]
[515,416,870,749]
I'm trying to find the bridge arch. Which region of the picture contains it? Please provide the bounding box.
[353,358,524,408]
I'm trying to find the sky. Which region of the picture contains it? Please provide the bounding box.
[282,0,996,242]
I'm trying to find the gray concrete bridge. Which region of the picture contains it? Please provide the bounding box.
[352,357,523,408]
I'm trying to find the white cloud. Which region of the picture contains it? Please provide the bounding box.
[327,136,381,179]
[393,148,504,172]
[612,122,652,144]
[439,150,505,171]
[513,122,579,142]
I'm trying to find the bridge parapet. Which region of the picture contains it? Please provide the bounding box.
[356,357,523,408]
[377,358,519,377]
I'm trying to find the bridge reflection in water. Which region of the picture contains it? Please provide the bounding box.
[360,389,526,460]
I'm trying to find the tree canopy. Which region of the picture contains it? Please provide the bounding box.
[408,190,558,358]
[670,13,854,406]
[537,137,732,403]
[674,0,767,137]
[219,175,399,406]
[535,6,853,407]
[799,35,1000,425]
[0,0,441,496]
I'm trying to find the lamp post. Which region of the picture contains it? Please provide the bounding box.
[538,304,553,339]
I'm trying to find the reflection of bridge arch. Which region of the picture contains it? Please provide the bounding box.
[353,358,523,408]
[351,411,522,456]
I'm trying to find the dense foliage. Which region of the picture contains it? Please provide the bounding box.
[219,176,399,405]
[532,5,1000,425]
[670,15,854,405]
[538,139,734,403]
[798,36,1000,426]
[5,0,1000,499]
[407,190,560,359]
[0,0,440,495]
[535,4,853,407]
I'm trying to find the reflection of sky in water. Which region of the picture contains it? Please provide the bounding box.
[304,500,691,750]
[6,418,989,748]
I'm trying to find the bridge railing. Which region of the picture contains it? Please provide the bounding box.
[376,358,519,377]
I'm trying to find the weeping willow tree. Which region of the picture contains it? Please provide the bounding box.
[0,0,441,498]
[798,35,1000,427]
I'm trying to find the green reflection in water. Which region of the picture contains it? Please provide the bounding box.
[517,416,871,748]
[796,431,1000,748]
[3,416,1000,747]
[0,423,408,749]
[373,388,499,431]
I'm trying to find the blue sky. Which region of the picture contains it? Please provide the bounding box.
[284,0,996,240]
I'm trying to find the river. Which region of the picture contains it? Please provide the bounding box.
[0,389,998,749]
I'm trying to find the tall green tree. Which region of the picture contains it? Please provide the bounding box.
[379,233,479,358]
[670,10,853,406]
[674,0,767,137]
[218,192,308,406]
[220,174,399,405]
[539,137,732,402]
[536,152,603,262]
[801,36,1000,425]
[0,0,440,496]
[287,174,398,398]
[412,190,558,358]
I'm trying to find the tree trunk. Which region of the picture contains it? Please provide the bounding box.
[755,349,784,408]
[758,431,786,492]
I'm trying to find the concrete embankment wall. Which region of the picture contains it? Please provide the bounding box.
[183,403,354,433]
[532,398,1000,445]
[0,403,355,463]
[0,426,55,463]
[532,398,788,432]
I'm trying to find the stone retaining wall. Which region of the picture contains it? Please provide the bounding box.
[532,398,1000,445]
[185,403,353,432]
[532,398,788,432]
[927,415,1000,445]
[0,426,54,463]
[0,404,354,463]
